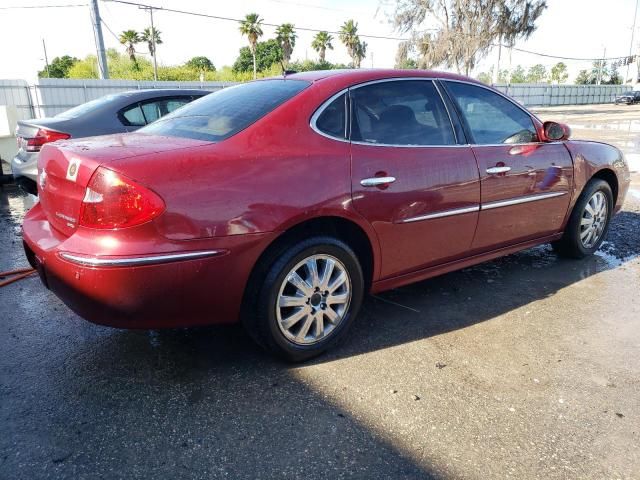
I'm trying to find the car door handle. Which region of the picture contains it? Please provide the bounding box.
[360,176,396,187]
[486,166,511,175]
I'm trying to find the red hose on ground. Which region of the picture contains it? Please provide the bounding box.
[0,268,37,287]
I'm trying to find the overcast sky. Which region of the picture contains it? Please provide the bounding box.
[0,0,638,82]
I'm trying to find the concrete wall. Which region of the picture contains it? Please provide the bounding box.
[0,78,630,121]
[494,83,628,107]
[29,78,236,117]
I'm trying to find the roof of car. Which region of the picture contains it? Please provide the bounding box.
[287,68,480,85]
[116,88,211,97]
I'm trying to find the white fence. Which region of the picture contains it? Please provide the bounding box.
[495,83,628,106]
[0,78,632,121]
[0,78,237,120]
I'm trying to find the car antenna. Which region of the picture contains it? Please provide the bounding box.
[280,61,297,78]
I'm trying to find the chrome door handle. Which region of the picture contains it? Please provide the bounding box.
[486,166,511,175]
[360,176,396,187]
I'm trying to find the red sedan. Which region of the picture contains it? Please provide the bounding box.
[22,69,630,361]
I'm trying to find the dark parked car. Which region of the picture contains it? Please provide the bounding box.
[23,70,630,361]
[11,89,209,194]
[614,90,640,105]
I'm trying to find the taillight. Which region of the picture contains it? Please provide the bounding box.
[25,128,71,152]
[79,167,165,229]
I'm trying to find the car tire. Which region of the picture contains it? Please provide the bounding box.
[243,236,364,362]
[552,178,613,259]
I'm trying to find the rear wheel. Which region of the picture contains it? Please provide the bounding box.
[244,236,364,362]
[552,178,613,258]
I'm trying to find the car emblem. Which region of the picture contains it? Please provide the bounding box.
[66,158,80,182]
[39,170,47,190]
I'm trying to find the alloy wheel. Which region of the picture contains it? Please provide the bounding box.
[275,254,352,345]
[580,190,608,249]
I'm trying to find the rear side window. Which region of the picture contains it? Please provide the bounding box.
[314,93,346,139]
[140,80,310,142]
[121,104,146,126]
[141,97,191,123]
[350,80,455,146]
[446,81,538,144]
[56,94,119,119]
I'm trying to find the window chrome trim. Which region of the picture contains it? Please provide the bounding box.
[350,140,469,148]
[482,191,567,210]
[442,78,537,121]
[433,80,460,144]
[348,77,461,148]
[59,250,225,267]
[309,89,350,143]
[309,76,553,148]
[399,205,480,223]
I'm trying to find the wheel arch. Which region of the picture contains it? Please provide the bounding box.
[590,168,619,207]
[240,215,379,324]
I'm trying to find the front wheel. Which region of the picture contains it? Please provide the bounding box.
[552,178,613,259]
[244,236,364,362]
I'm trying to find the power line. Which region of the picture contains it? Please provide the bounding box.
[0,3,86,9]
[101,0,410,41]
[501,45,632,62]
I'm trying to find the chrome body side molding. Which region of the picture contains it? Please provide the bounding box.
[399,205,480,223]
[59,250,225,267]
[482,191,567,210]
[398,191,568,223]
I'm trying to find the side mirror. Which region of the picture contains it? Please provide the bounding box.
[543,121,570,141]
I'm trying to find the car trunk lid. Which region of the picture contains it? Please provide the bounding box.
[37,133,210,236]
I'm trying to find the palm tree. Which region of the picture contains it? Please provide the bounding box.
[339,20,362,68]
[140,27,162,58]
[311,31,333,63]
[239,13,264,79]
[354,40,367,68]
[119,30,140,64]
[276,23,296,69]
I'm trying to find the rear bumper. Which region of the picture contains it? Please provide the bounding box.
[11,153,38,182]
[22,203,277,328]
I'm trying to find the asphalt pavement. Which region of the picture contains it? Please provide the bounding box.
[1,104,639,479]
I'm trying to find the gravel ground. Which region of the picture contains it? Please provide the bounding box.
[1,104,639,479]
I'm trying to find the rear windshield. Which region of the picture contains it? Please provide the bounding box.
[56,94,120,119]
[139,79,310,142]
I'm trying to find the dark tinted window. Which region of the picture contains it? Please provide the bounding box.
[350,80,455,146]
[140,80,310,141]
[56,94,120,119]
[315,93,346,139]
[141,97,191,123]
[446,82,537,144]
[121,104,146,126]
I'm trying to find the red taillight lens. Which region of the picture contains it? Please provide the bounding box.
[79,167,165,229]
[25,128,71,152]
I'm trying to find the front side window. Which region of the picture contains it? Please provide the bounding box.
[446,81,538,144]
[350,80,455,146]
[140,80,310,142]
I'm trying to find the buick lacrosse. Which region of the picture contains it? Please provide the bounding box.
[22,69,630,361]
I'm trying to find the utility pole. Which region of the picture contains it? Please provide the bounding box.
[42,39,50,77]
[138,5,160,81]
[89,0,109,79]
[627,0,639,84]
[493,36,502,84]
[149,7,158,81]
[597,47,606,85]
